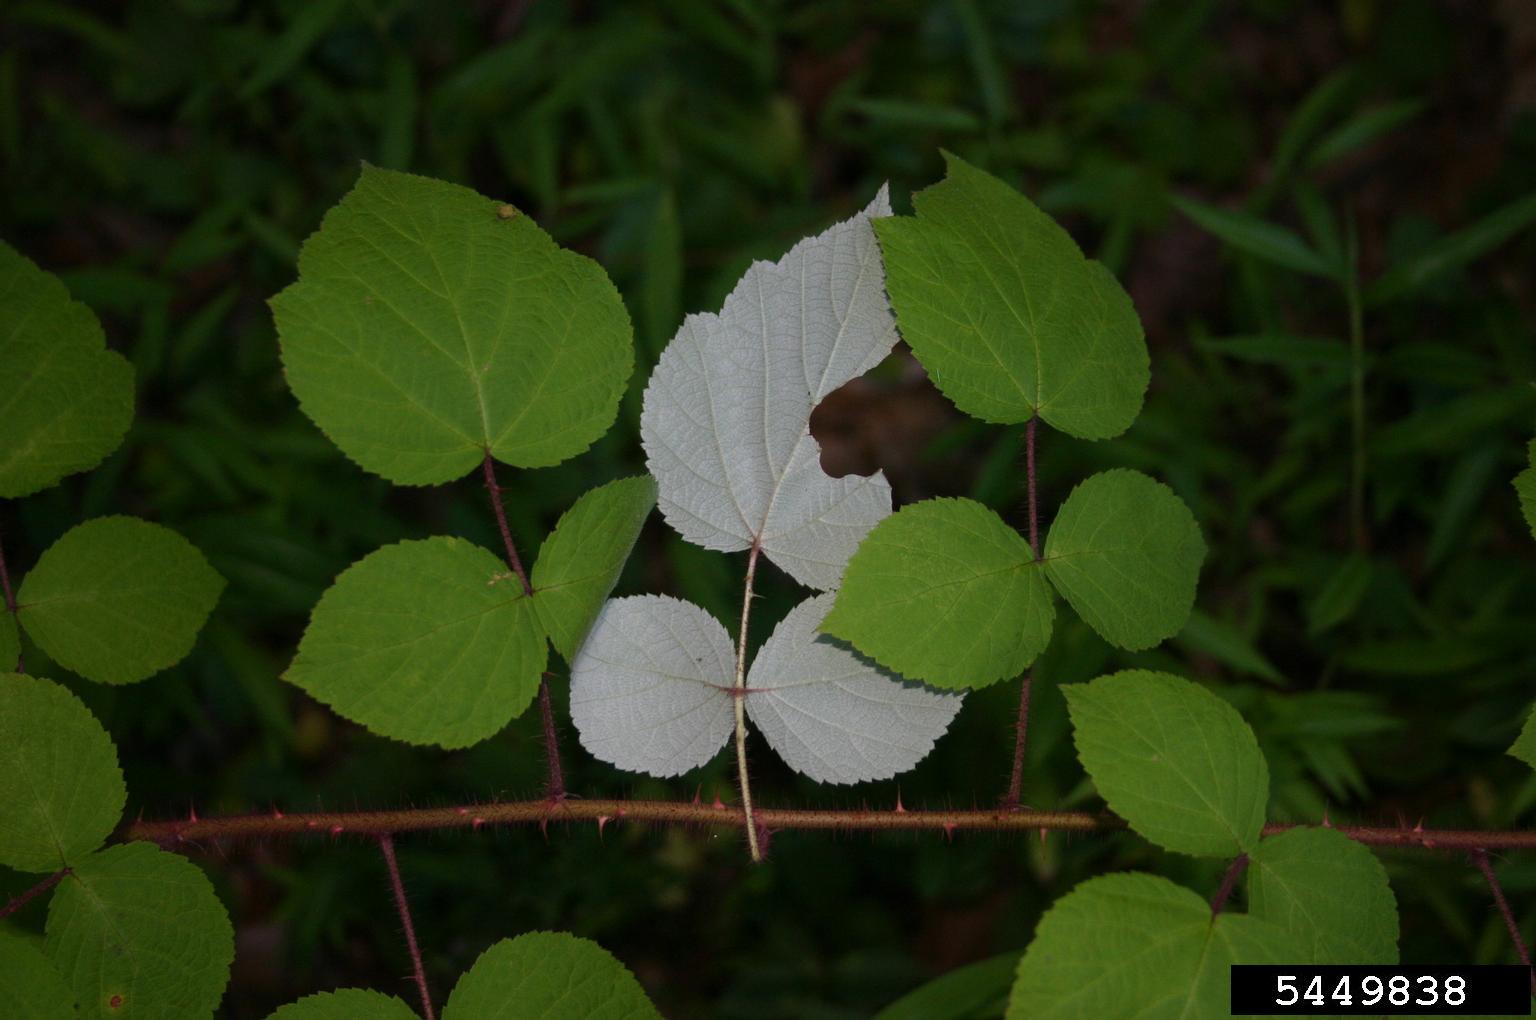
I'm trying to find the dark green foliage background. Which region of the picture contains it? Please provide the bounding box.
[2,1,1535,1016]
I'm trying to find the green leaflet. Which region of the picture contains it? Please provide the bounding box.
[1510,705,1536,770]
[531,475,656,662]
[1247,827,1399,965]
[45,842,235,1019]
[442,931,662,1020]
[1064,670,1269,857]
[1007,872,1298,1019]
[874,152,1148,439]
[0,241,134,498]
[1043,469,1205,651]
[267,989,418,1019]
[0,929,77,1018]
[0,673,125,873]
[286,537,546,749]
[1517,437,1536,539]
[272,166,634,485]
[16,516,225,685]
[821,498,1051,689]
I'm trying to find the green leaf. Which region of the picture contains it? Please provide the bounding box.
[0,673,124,872]
[16,517,225,685]
[442,931,661,1020]
[874,152,1148,438]
[267,989,418,1019]
[45,842,234,1019]
[1306,554,1372,635]
[0,930,77,1018]
[272,166,634,485]
[531,476,656,662]
[1194,333,1353,371]
[1306,99,1423,169]
[1171,195,1339,277]
[1007,872,1297,1019]
[0,240,134,498]
[1510,704,1536,771]
[1064,670,1269,857]
[1175,609,1283,685]
[1247,826,1399,964]
[822,498,1051,689]
[1042,470,1205,651]
[1368,191,1536,305]
[285,537,546,749]
[1517,438,1536,540]
[874,951,1020,1020]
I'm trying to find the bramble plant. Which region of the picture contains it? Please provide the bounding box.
[2,153,1534,1019]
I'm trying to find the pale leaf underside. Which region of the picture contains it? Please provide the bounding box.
[570,595,961,784]
[641,187,900,590]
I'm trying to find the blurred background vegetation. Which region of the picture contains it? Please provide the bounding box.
[3,0,1535,1016]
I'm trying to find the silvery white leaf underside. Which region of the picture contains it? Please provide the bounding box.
[569,594,962,784]
[640,187,899,590]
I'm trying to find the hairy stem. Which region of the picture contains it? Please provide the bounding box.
[0,869,66,921]
[481,453,564,796]
[0,519,23,673]
[123,800,1536,850]
[1344,217,1367,551]
[537,678,566,801]
[1471,849,1535,993]
[379,835,434,1020]
[1002,415,1041,809]
[481,453,531,595]
[1210,854,1249,915]
[734,542,763,861]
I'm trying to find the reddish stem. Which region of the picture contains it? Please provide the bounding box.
[481,453,565,795]
[0,869,67,921]
[481,454,531,596]
[1002,416,1041,809]
[122,800,1536,850]
[538,677,566,801]
[1471,849,1535,994]
[1210,854,1249,915]
[378,835,435,1020]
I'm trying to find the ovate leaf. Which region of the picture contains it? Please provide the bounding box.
[272,166,634,485]
[531,476,656,662]
[1007,872,1297,1019]
[569,595,736,777]
[1509,704,1536,771]
[1042,470,1205,650]
[0,673,125,872]
[822,497,1051,689]
[1063,670,1269,857]
[745,595,961,784]
[267,989,418,1019]
[875,152,1148,438]
[287,538,545,749]
[1516,438,1536,540]
[0,929,77,1018]
[641,187,899,589]
[0,241,134,498]
[45,842,234,1019]
[442,932,661,1020]
[1247,826,1399,964]
[16,517,224,685]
